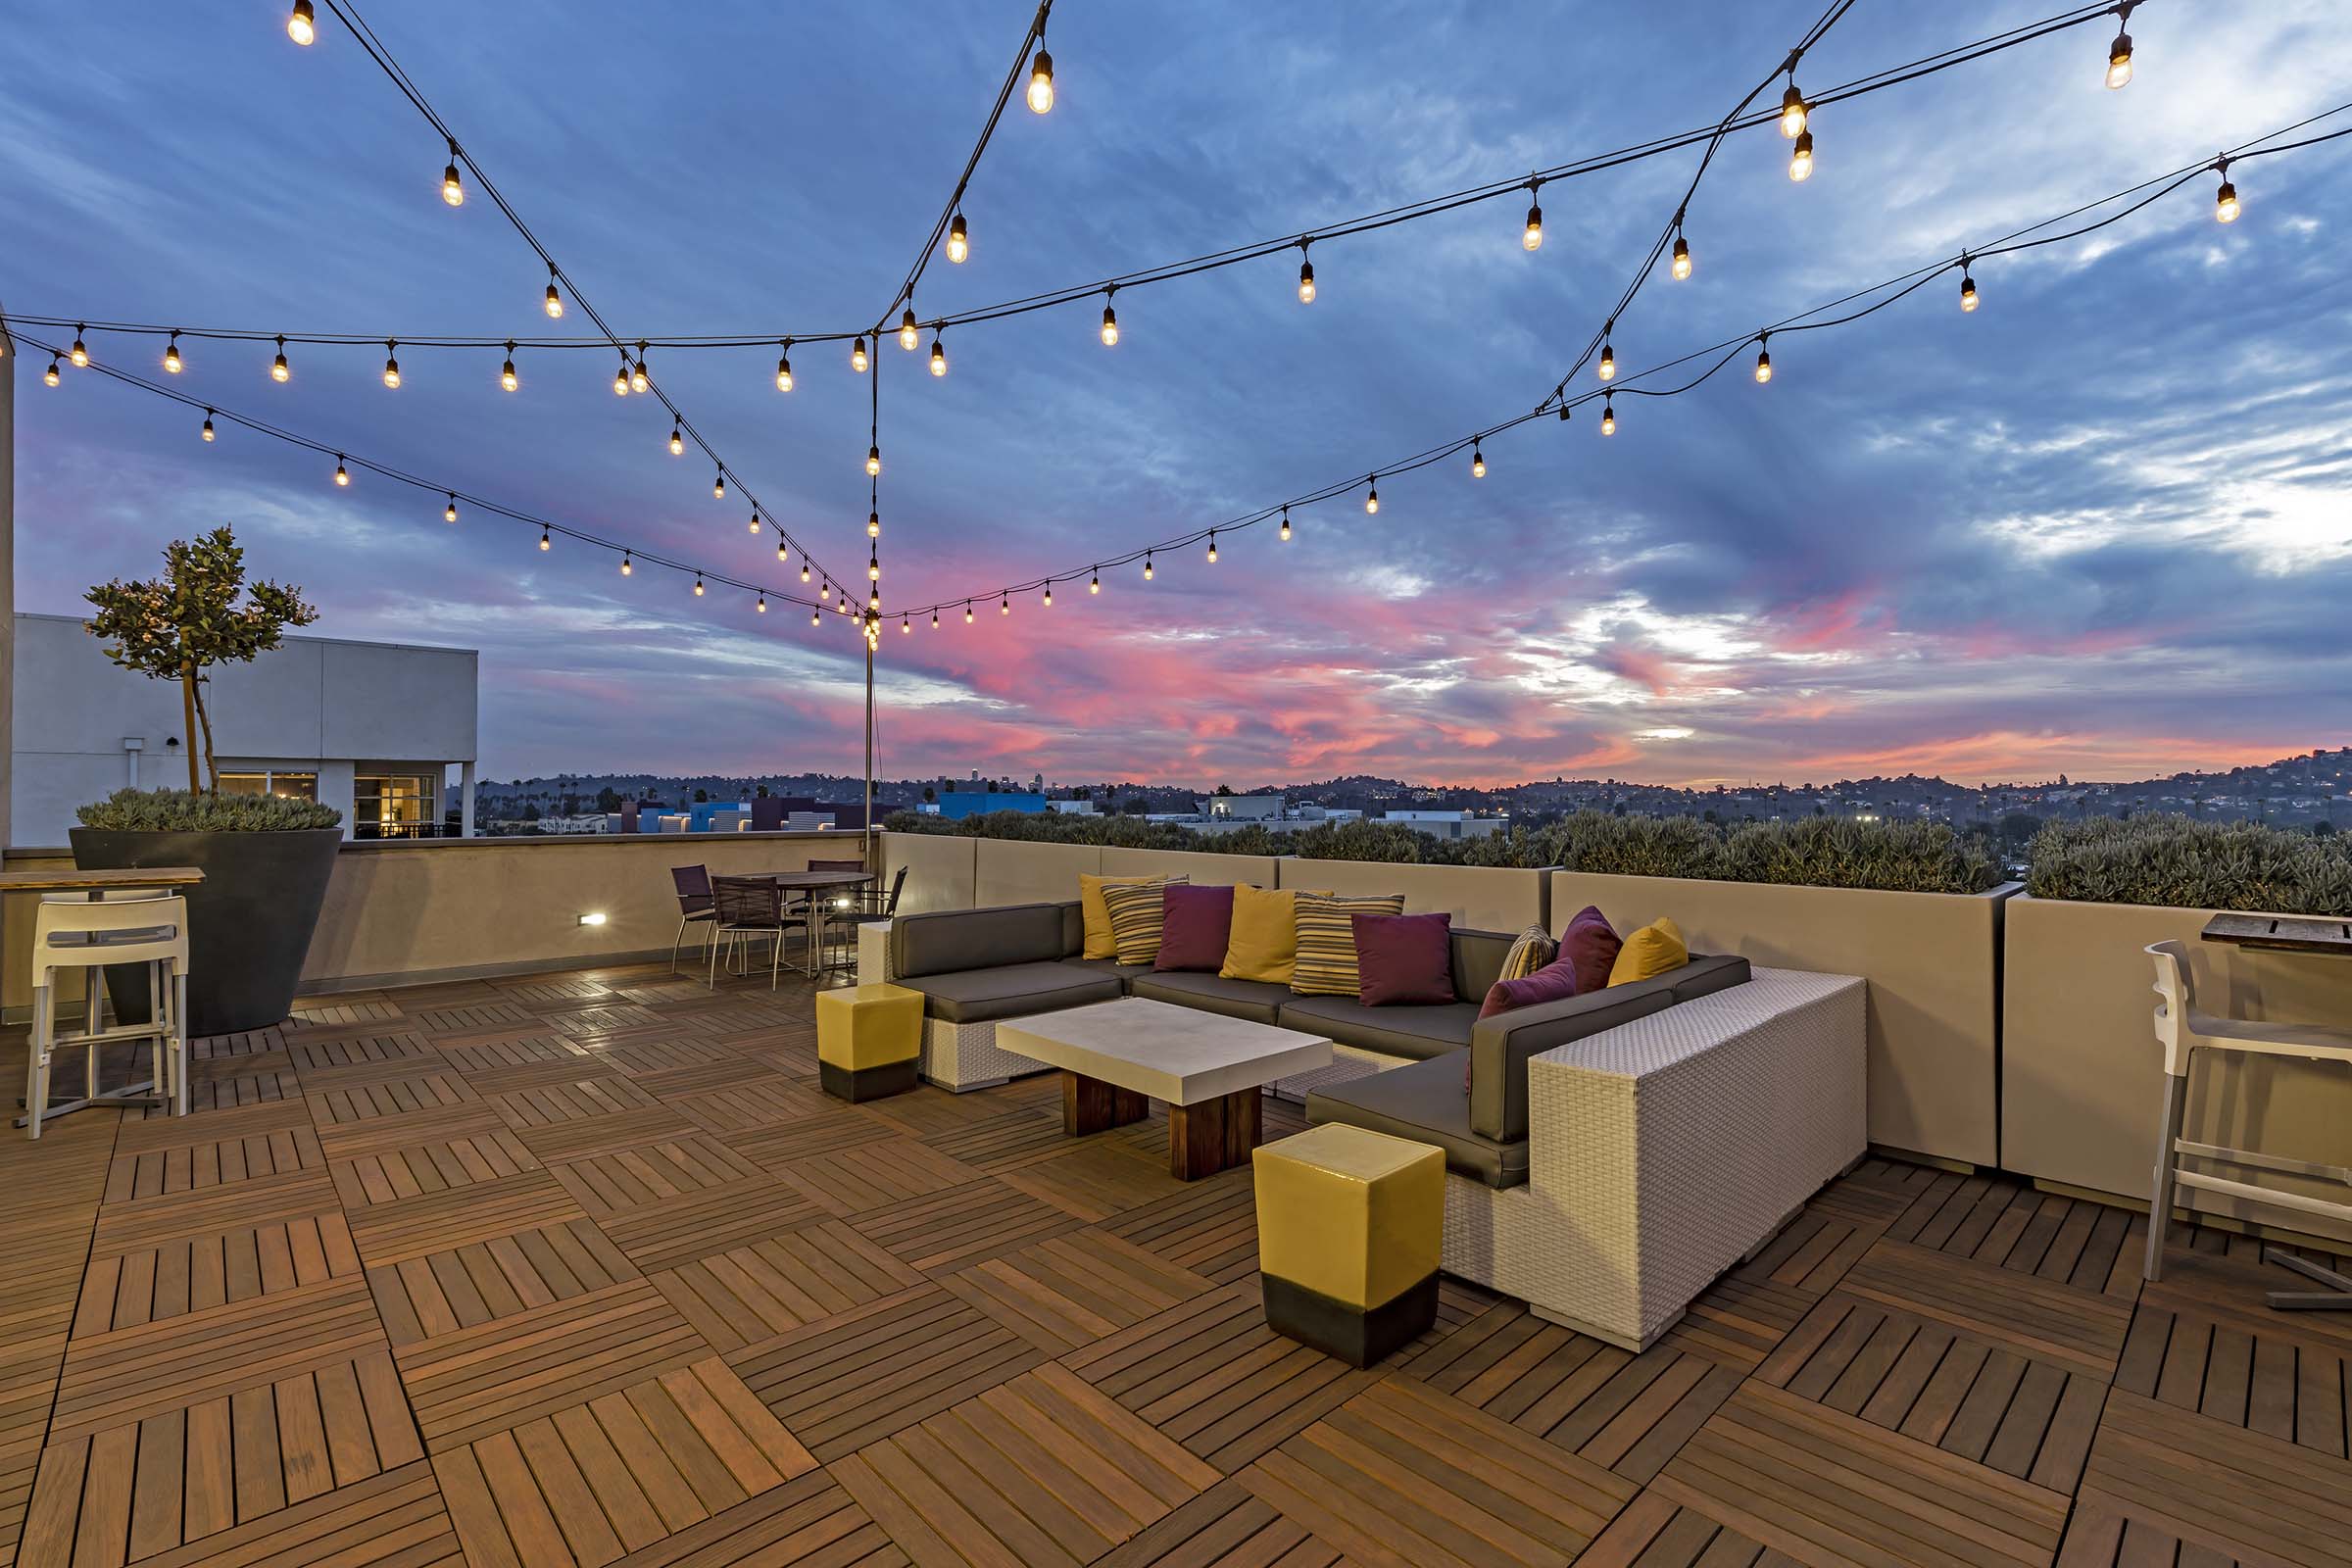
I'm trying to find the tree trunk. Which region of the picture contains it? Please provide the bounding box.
[178,665,202,792]
[191,674,220,793]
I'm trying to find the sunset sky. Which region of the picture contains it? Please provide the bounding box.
[7,2,2349,789]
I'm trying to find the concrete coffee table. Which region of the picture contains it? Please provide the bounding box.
[997,998,1334,1179]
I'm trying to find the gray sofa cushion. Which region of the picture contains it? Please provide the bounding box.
[1468,954,1751,1141]
[1060,956,1134,990]
[1056,900,1084,956]
[893,903,1067,980]
[1128,971,1294,1026]
[1306,1053,1527,1189]
[1277,995,1479,1061]
[1449,927,1515,1005]
[895,960,1121,1023]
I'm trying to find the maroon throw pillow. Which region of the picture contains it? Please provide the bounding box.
[1154,883,1236,972]
[1352,912,1453,1005]
[1478,953,1581,1019]
[1558,905,1622,995]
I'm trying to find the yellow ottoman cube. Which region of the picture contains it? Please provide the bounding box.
[1252,1122,1444,1366]
[815,984,922,1102]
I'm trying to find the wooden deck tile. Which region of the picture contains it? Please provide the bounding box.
[905,1106,1071,1171]
[73,1207,364,1341]
[345,1168,587,1263]
[366,1218,640,1348]
[306,1073,479,1127]
[329,1126,545,1210]
[556,1468,906,1568]
[1574,1488,1773,1567]
[1094,1477,1345,1567]
[942,1229,1217,1354]
[1888,1174,2145,1299]
[779,1138,988,1217]
[848,1178,1083,1275]
[1095,1176,1261,1285]
[668,1078,838,1136]
[102,1100,323,1204]
[996,1139,1195,1222]
[649,1223,924,1353]
[433,1032,594,1076]
[1838,1236,2133,1377]
[288,1030,437,1077]
[2078,1387,2352,1566]
[548,1137,768,1215]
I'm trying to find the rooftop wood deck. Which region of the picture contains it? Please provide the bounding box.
[4,960,2350,1567]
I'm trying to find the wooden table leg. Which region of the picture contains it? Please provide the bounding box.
[1064,1070,1148,1136]
[1167,1087,1262,1180]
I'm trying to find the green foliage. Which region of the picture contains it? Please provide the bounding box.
[2027,815,2352,914]
[76,787,343,833]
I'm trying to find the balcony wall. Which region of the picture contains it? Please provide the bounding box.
[878,831,977,913]
[1277,858,1551,934]
[1550,871,2018,1167]
[2002,893,2352,1243]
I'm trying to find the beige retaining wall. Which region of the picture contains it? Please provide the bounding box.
[2002,894,2352,1242]
[878,831,976,913]
[1550,872,2017,1167]
[973,839,1102,906]
[1279,858,1550,934]
[1100,847,1279,889]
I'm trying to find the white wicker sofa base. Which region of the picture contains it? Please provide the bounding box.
[1443,966,1866,1350]
[857,920,1057,1091]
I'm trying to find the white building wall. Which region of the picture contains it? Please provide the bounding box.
[9,613,477,846]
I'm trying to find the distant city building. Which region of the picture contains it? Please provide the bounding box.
[1377,808,1507,840]
[933,787,1051,819]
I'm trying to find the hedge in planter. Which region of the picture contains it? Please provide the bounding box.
[2028,815,2352,915]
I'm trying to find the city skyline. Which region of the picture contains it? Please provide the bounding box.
[7,2,2350,789]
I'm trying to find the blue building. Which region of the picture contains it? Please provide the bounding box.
[933,789,1051,819]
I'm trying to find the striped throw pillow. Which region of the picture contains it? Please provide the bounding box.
[1289,893,1405,997]
[1100,877,1188,966]
[1498,924,1557,983]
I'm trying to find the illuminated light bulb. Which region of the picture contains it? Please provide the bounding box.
[201,410,216,441]
[946,212,968,264]
[1280,505,1292,541]
[1206,532,1218,564]
[1001,594,1009,615]
[70,327,88,368]
[866,445,881,477]
[932,610,940,629]
[867,510,880,538]
[501,343,518,390]
[333,456,350,486]
[1671,232,1691,280]
[1753,340,1772,383]
[441,142,465,207]
[965,602,974,622]
[758,594,767,612]
[1471,446,1486,478]
[539,527,551,551]
[802,564,810,582]
[612,359,629,396]
[1144,553,1153,580]
[272,336,291,381]
[868,556,880,582]
[930,335,947,376]
[621,553,633,576]
[1523,199,1544,252]
[2106,25,2133,89]
[1100,298,1119,346]
[444,494,458,522]
[382,341,401,388]
[2215,173,2239,223]
[1788,129,1814,182]
[775,342,793,391]
[1598,339,1615,381]
[1090,570,1100,595]
[1364,479,1379,515]
[1026,47,1054,114]
[1599,398,1616,436]
[812,607,821,626]
[668,426,684,456]
[43,359,59,386]
[713,471,725,499]
[750,511,761,533]
[1044,585,1054,607]
[1959,270,1979,312]
[902,614,909,633]
[852,336,868,372]
[693,575,705,597]
[1780,83,1807,137]
[287,0,316,44]
[544,273,564,318]
[899,308,919,351]
[1298,252,1316,304]
[630,355,649,393]
[163,333,182,373]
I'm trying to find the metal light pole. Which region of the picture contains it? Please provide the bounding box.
[863,617,876,862]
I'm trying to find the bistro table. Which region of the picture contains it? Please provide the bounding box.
[765,869,875,977]
[2200,912,2352,956]
[3,865,204,1127]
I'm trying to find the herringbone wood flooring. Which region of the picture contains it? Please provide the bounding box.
[5,958,2350,1566]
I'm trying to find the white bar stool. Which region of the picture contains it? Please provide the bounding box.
[21,891,190,1138]
[2143,938,2352,1304]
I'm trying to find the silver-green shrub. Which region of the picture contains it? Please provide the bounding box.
[76,787,344,832]
[2027,816,2352,913]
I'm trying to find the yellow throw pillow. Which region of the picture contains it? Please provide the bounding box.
[1607,916,1689,986]
[1497,924,1557,983]
[1290,893,1406,997]
[1100,878,1176,966]
[1080,873,1181,959]
[1221,885,1300,985]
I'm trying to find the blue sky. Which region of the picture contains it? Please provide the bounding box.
[6,1,2349,788]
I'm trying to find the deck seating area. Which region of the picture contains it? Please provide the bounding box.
[5,959,2351,1568]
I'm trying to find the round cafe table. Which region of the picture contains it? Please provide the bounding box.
[762,869,875,977]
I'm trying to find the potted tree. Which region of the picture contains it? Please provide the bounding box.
[71,527,344,1035]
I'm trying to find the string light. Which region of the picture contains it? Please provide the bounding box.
[612,357,629,396]
[869,551,881,581]
[713,470,725,499]
[775,341,793,391]
[501,342,518,390]
[2214,159,2239,221]
[1959,259,1980,312]
[70,326,88,368]
[1671,216,1692,280]
[163,333,182,374]
[802,563,811,582]
[1298,241,1316,304]
[947,212,969,264]
[1364,477,1379,515]
[619,552,632,576]
[1600,397,1616,436]
[868,510,881,538]
[1101,288,1119,346]
[43,359,59,387]
[2106,5,2135,89]
[1043,584,1054,607]
[668,425,684,456]
[693,573,705,596]
[902,614,910,633]
[543,270,564,318]
[758,593,767,612]
[1027,44,1054,114]
[852,336,869,372]
[629,350,650,393]
[932,610,940,629]
[899,308,919,351]
[1471,445,1486,477]
[201,409,216,441]
[1206,531,1218,563]
[866,445,882,477]
[930,334,948,376]
[287,1,315,46]
[539,526,551,551]
[382,340,401,388]
[1144,552,1153,580]
[1780,82,1808,137]
[750,510,761,533]
[1280,504,1292,540]
[1090,569,1100,595]
[334,455,350,485]
[441,139,465,208]
[965,602,975,622]
[272,336,291,382]
[1598,329,1616,381]
[444,493,458,522]
[1001,593,1010,614]
[1789,128,1816,182]
[1523,184,1544,252]
[1753,334,1772,383]
[812,606,821,626]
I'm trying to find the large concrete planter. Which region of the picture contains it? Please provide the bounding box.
[878,831,978,913]
[2002,893,2352,1242]
[71,826,342,1036]
[1550,871,2017,1167]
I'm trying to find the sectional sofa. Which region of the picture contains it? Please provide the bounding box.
[856,896,1866,1348]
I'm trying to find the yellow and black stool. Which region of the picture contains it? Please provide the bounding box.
[1252,1122,1443,1366]
[814,983,922,1102]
